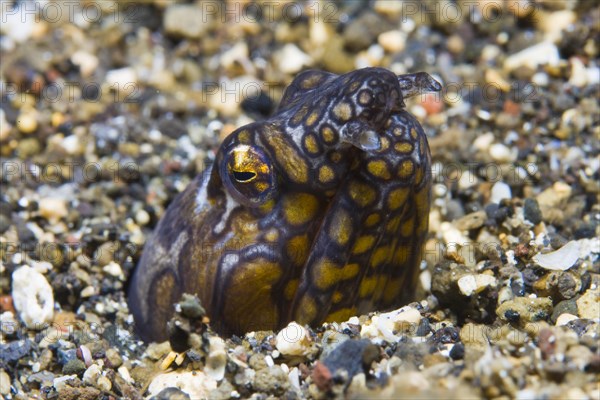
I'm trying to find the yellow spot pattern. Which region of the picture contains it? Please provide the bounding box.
[223,259,282,331]
[284,279,299,301]
[321,126,336,144]
[401,217,415,237]
[291,106,309,125]
[358,90,372,105]
[314,258,360,291]
[349,81,361,91]
[264,131,308,183]
[347,181,376,208]
[237,130,251,142]
[264,228,279,242]
[304,134,320,154]
[318,165,335,183]
[387,187,408,210]
[382,278,404,304]
[255,181,269,193]
[295,295,317,324]
[305,111,320,127]
[367,160,391,180]
[359,276,378,298]
[393,245,411,265]
[386,215,402,233]
[258,199,275,214]
[370,246,389,269]
[155,273,175,310]
[394,141,414,153]
[414,166,424,185]
[325,307,357,323]
[301,74,322,89]
[380,137,390,151]
[329,151,342,163]
[332,291,344,304]
[283,193,319,225]
[332,102,352,121]
[287,234,310,266]
[328,208,352,246]
[365,213,380,227]
[352,235,376,255]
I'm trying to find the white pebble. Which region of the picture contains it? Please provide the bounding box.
[472,132,495,152]
[118,366,134,384]
[489,143,516,163]
[205,337,227,381]
[0,109,11,141]
[30,260,52,273]
[220,42,249,70]
[275,44,312,74]
[83,364,102,385]
[39,198,68,223]
[433,184,447,198]
[458,274,497,296]
[71,51,99,78]
[60,135,82,156]
[0,3,35,43]
[540,10,576,43]
[12,265,54,329]
[276,322,311,356]
[490,181,512,204]
[106,67,137,88]
[80,286,96,298]
[532,72,549,87]
[441,222,469,247]
[0,370,10,396]
[97,376,112,391]
[79,345,93,367]
[458,169,480,190]
[264,355,275,368]
[163,4,210,39]
[288,367,301,391]
[16,111,38,134]
[533,241,580,271]
[53,375,77,392]
[420,269,432,292]
[536,181,572,209]
[503,41,560,72]
[378,30,407,53]
[103,261,125,281]
[147,371,217,399]
[361,306,422,342]
[0,312,17,335]
[555,313,578,326]
[135,209,150,226]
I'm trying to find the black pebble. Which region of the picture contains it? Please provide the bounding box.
[523,198,542,225]
[149,387,190,400]
[416,318,431,337]
[241,91,274,119]
[322,339,379,383]
[168,320,191,353]
[504,309,520,323]
[56,348,78,366]
[428,326,460,345]
[566,319,594,336]
[449,343,465,360]
[574,223,596,239]
[0,339,33,365]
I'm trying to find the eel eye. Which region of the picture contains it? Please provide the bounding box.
[220,144,277,207]
[232,171,256,182]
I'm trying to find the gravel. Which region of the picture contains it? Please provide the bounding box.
[0,1,598,399]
